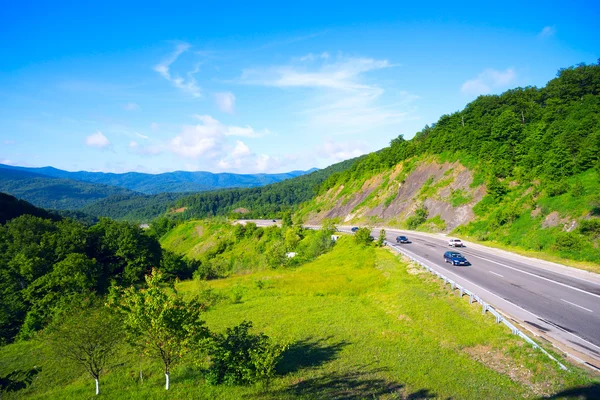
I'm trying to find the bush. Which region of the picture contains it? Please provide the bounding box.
[206,321,286,387]
[354,228,373,246]
[546,180,569,197]
[579,219,600,236]
[407,207,428,230]
[554,232,583,251]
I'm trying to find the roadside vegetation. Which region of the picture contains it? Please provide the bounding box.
[1,237,596,399]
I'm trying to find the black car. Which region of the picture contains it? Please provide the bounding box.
[351,227,359,232]
[396,235,409,244]
[443,251,471,266]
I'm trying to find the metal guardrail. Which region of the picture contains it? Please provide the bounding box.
[384,240,568,371]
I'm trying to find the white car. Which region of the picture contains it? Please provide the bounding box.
[448,239,464,247]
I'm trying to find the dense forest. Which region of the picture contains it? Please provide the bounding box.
[319,62,600,192]
[77,157,358,221]
[0,168,137,210]
[170,158,359,220]
[0,201,194,345]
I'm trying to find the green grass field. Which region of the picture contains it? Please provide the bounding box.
[1,237,596,399]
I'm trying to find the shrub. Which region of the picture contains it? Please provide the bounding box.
[546,180,569,197]
[206,321,286,387]
[579,219,600,237]
[407,207,428,230]
[554,232,583,251]
[354,228,373,246]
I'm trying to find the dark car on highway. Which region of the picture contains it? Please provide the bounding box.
[351,227,359,232]
[396,235,409,243]
[443,251,471,266]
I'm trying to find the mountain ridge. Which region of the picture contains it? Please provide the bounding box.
[0,164,319,194]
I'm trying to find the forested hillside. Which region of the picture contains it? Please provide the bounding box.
[299,62,600,265]
[0,168,137,210]
[0,164,316,194]
[78,157,359,221]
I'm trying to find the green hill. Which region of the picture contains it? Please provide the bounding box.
[0,193,59,225]
[78,157,359,222]
[0,168,137,210]
[297,62,600,267]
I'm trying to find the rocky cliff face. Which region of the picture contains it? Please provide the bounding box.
[302,159,486,232]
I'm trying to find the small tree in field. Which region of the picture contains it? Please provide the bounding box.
[47,307,123,396]
[354,227,373,246]
[377,228,386,247]
[108,269,209,390]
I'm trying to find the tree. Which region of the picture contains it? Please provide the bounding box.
[47,307,123,396]
[108,269,209,390]
[354,227,373,246]
[377,229,386,247]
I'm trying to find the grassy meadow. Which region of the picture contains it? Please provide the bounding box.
[1,237,597,399]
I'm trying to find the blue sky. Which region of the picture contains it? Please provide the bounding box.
[1,1,598,174]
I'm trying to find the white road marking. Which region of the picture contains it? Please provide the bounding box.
[561,299,594,313]
[489,271,504,278]
[474,255,600,300]
[396,245,600,353]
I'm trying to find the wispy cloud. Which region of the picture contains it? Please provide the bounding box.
[135,132,149,140]
[154,43,202,97]
[214,92,236,113]
[122,102,140,111]
[85,131,111,149]
[538,26,556,39]
[316,139,370,161]
[461,68,516,96]
[3,140,16,145]
[239,54,413,135]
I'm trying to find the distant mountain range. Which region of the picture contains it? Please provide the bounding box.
[0,164,317,210]
[0,164,318,194]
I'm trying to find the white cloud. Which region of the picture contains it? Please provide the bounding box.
[215,92,236,113]
[129,141,138,149]
[239,54,415,135]
[150,122,160,131]
[3,140,16,145]
[461,68,516,96]
[135,132,149,140]
[85,131,111,149]
[154,42,202,97]
[231,140,251,158]
[1,159,14,165]
[316,140,370,161]
[538,26,556,38]
[122,102,140,111]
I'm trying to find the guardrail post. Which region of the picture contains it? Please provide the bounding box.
[450,282,455,290]
[482,303,487,314]
[469,294,474,304]
[459,288,464,297]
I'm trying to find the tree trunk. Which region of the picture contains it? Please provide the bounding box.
[165,372,170,390]
[95,378,100,395]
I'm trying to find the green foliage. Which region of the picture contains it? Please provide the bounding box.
[0,212,169,344]
[578,219,600,237]
[108,269,209,389]
[449,189,472,207]
[407,207,428,230]
[0,169,136,210]
[206,321,285,387]
[354,227,373,246]
[46,307,123,395]
[377,229,386,247]
[554,232,584,252]
[0,193,58,224]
